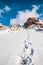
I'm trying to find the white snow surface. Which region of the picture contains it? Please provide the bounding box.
[0,28,43,65]
[28,29,43,65]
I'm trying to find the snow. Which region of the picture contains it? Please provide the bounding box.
[0,28,43,65]
[0,28,28,65]
[28,29,43,65]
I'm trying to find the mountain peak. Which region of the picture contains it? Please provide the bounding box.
[23,17,43,29]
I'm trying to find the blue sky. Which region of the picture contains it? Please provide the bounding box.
[0,0,43,26]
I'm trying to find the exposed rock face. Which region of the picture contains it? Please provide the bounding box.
[0,26,3,30]
[23,17,39,28]
[23,17,43,29]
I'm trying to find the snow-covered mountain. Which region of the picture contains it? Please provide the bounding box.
[23,17,43,29]
[0,27,43,65]
[0,17,43,65]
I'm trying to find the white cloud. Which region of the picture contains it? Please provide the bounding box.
[0,10,4,18]
[10,5,42,26]
[0,5,11,18]
[4,5,11,12]
[0,23,3,26]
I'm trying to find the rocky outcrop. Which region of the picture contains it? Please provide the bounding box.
[23,17,43,29]
[0,26,3,30]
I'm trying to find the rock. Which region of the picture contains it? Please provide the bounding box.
[23,17,43,29]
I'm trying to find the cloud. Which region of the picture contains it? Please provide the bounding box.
[0,23,3,26]
[4,5,11,12]
[0,5,11,18]
[0,10,4,18]
[10,5,42,26]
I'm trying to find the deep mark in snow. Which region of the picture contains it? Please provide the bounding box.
[20,35,34,65]
[30,48,34,56]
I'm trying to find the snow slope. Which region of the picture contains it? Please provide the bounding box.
[0,29,28,65]
[28,29,43,65]
[0,28,43,65]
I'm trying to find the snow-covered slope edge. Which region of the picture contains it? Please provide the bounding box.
[0,28,43,65]
[0,28,28,65]
[27,29,43,65]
